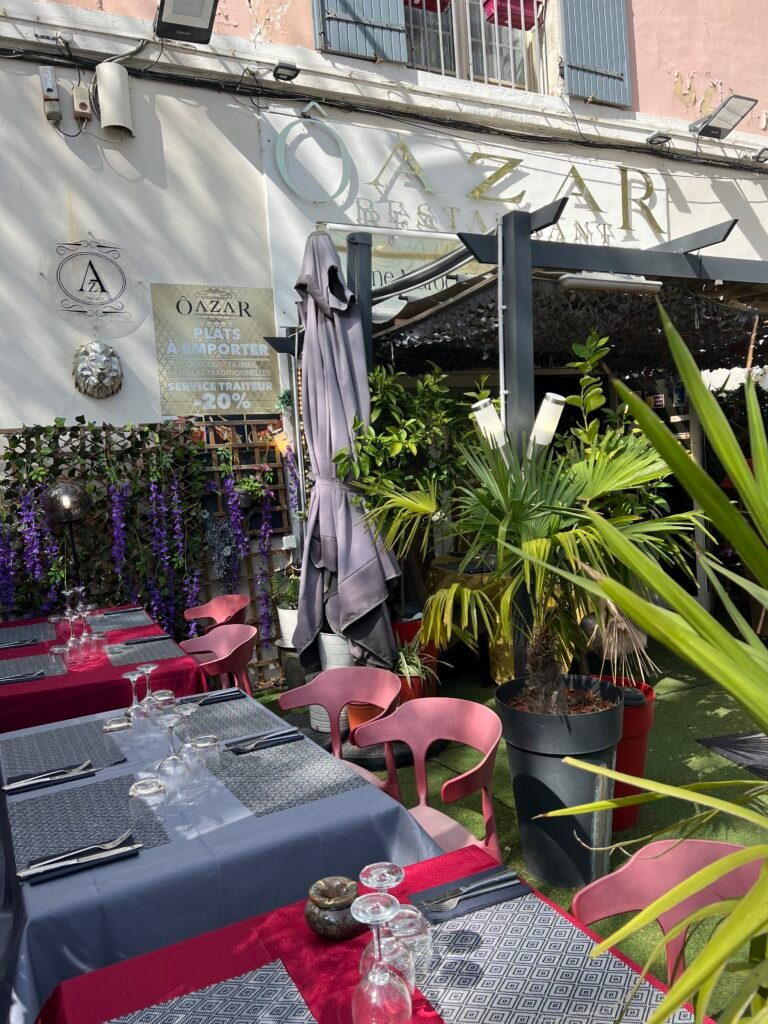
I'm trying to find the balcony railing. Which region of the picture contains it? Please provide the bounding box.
[404,0,547,93]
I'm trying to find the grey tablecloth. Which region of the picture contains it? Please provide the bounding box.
[0,698,439,1024]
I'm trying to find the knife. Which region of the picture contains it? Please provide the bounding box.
[121,634,171,646]
[3,756,127,794]
[0,670,46,685]
[0,638,39,650]
[18,842,143,883]
[413,869,519,906]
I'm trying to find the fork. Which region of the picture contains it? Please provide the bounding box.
[5,760,92,788]
[30,829,133,869]
[419,875,524,912]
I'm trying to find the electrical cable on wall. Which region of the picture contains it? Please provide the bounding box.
[5,41,768,177]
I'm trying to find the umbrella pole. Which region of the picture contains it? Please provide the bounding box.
[346,232,374,372]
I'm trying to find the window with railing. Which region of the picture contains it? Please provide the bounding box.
[404,0,545,91]
[314,0,548,94]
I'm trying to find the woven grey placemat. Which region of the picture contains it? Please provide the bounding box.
[418,895,694,1024]
[107,638,185,666]
[1,721,125,780]
[8,774,170,870]
[0,623,55,644]
[0,654,66,682]
[91,610,153,633]
[208,739,366,819]
[182,700,282,743]
[106,960,315,1024]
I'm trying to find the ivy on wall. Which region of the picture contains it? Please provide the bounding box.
[0,416,208,638]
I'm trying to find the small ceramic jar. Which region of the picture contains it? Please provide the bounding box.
[305,876,365,941]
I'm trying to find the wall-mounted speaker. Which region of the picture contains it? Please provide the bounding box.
[154,0,220,45]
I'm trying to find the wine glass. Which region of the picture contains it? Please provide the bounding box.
[74,585,88,614]
[128,777,166,825]
[137,663,159,711]
[387,906,432,973]
[175,701,199,742]
[122,671,144,722]
[47,614,66,642]
[62,588,76,616]
[64,612,84,669]
[351,893,412,1024]
[359,930,415,993]
[181,734,221,792]
[359,862,405,895]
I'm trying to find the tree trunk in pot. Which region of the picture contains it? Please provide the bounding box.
[495,675,624,887]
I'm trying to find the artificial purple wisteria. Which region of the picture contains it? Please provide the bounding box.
[0,523,17,611]
[284,446,300,513]
[148,478,176,631]
[108,481,131,582]
[255,488,274,644]
[19,486,45,581]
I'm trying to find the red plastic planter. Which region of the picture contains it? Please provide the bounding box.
[601,677,656,832]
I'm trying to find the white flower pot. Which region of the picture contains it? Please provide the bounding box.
[312,631,355,733]
[277,607,299,646]
[318,631,355,670]
[309,704,349,734]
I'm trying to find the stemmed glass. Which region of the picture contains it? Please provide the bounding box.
[359,862,405,895]
[74,585,88,614]
[137,663,159,711]
[175,700,199,742]
[62,589,77,616]
[122,671,144,723]
[156,693,190,800]
[351,893,412,1024]
[64,611,83,669]
[128,777,166,825]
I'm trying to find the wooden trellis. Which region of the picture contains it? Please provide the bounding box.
[197,414,291,687]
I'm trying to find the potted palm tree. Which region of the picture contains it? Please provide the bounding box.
[361,333,700,886]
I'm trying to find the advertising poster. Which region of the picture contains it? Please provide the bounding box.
[152,283,278,416]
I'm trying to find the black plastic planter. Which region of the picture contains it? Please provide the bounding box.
[495,676,624,887]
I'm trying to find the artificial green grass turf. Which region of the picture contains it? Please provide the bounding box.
[259,645,764,1008]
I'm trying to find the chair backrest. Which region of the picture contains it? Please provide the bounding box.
[277,667,402,759]
[353,697,502,809]
[571,839,762,982]
[184,595,250,630]
[180,623,257,676]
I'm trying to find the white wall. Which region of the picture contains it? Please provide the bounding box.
[0,60,272,427]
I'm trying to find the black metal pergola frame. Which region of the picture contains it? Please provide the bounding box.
[456,197,768,447]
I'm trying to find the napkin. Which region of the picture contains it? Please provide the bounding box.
[0,638,38,650]
[408,865,532,923]
[103,607,145,616]
[3,765,97,794]
[18,843,142,884]
[0,670,45,685]
[195,688,247,706]
[122,634,170,646]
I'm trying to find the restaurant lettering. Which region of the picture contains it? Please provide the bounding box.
[271,115,666,239]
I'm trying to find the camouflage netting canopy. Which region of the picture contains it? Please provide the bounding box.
[375,276,768,383]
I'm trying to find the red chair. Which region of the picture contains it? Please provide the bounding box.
[572,840,762,982]
[180,624,257,696]
[277,668,402,795]
[184,595,250,634]
[354,697,503,862]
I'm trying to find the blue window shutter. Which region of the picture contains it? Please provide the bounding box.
[314,0,408,63]
[561,0,632,107]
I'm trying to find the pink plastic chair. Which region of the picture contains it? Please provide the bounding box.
[180,624,257,696]
[184,595,249,634]
[354,697,503,862]
[278,668,402,795]
[572,840,762,982]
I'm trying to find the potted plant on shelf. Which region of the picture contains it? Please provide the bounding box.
[271,565,301,645]
[360,333,701,886]
[234,466,273,510]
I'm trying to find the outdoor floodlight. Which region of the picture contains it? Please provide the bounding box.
[154,0,220,44]
[558,272,663,295]
[527,393,566,457]
[471,398,507,450]
[646,132,672,147]
[273,62,301,82]
[689,95,757,140]
[752,147,768,164]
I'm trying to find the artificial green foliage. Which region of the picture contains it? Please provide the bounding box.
[333,365,484,508]
[535,306,768,1023]
[0,418,207,637]
[270,564,300,610]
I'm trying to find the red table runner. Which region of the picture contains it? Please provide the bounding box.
[0,613,205,733]
[37,847,687,1024]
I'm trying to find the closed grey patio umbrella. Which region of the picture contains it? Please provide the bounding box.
[292,231,400,670]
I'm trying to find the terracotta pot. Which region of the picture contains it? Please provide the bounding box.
[398,673,433,703]
[346,701,382,732]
